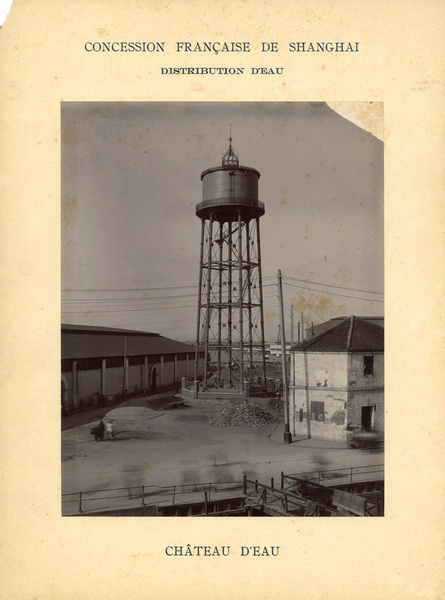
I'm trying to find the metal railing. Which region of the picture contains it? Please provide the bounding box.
[196,197,265,212]
[62,464,384,515]
[62,480,244,515]
[243,476,308,515]
[281,463,384,488]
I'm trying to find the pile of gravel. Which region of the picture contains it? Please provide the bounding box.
[209,403,277,427]
[106,406,159,421]
[105,396,188,422]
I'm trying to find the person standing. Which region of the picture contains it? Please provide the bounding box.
[105,420,115,440]
[91,419,105,442]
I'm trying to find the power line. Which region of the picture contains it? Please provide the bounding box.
[64,276,374,297]
[62,299,279,315]
[63,286,276,304]
[283,274,383,296]
[62,293,198,303]
[283,280,384,303]
[290,289,325,323]
[62,284,197,293]
[62,293,278,313]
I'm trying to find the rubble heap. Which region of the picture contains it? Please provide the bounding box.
[209,403,277,427]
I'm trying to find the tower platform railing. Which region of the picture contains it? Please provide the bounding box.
[195,197,265,213]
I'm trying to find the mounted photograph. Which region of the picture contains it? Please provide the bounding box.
[61,101,384,517]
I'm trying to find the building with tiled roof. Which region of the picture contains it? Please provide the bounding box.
[289,316,384,442]
[305,316,383,340]
[61,324,204,413]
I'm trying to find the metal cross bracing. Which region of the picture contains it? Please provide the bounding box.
[195,212,267,390]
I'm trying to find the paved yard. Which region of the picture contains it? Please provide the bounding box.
[62,395,383,512]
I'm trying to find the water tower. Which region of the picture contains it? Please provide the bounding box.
[194,134,267,393]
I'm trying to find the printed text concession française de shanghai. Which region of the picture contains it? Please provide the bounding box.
[84,41,360,53]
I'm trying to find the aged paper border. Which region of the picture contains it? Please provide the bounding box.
[1,1,444,599]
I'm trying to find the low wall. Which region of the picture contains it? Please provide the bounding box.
[181,387,196,399]
[197,390,246,401]
[180,379,251,402]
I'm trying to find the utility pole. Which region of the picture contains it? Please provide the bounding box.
[290,304,294,348]
[121,335,127,401]
[277,270,292,444]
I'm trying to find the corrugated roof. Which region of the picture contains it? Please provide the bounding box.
[62,324,195,360]
[62,324,158,336]
[291,316,384,353]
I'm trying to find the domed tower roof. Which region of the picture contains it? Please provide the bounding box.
[222,127,239,167]
[196,131,264,221]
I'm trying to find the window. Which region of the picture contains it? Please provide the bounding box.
[363,355,374,376]
[311,401,325,421]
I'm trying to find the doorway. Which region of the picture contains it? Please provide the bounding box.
[150,366,158,391]
[361,405,374,431]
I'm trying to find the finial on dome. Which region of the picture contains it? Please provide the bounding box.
[222,124,239,166]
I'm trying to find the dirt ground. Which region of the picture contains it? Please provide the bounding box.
[62,394,383,510]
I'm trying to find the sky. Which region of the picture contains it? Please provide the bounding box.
[61,102,384,342]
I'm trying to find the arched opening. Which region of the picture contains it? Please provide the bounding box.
[150,366,158,391]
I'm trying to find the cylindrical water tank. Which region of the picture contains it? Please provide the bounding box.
[196,165,264,221]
